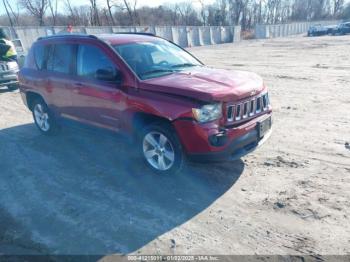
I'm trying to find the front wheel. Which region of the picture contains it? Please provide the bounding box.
[140,123,184,175]
[32,98,57,135]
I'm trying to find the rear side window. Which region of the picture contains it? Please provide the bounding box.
[47,44,75,74]
[34,44,50,70]
[77,44,116,79]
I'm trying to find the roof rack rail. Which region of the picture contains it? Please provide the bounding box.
[113,32,156,37]
[37,34,98,41]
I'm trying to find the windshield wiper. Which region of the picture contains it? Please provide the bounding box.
[171,63,197,68]
[141,69,174,76]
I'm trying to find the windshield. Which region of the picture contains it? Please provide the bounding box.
[113,40,202,80]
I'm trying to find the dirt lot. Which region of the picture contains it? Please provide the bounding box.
[0,35,349,257]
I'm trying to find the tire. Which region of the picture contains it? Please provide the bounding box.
[7,83,19,91]
[32,98,58,135]
[139,122,184,175]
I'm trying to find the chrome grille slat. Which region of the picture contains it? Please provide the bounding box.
[227,105,234,121]
[256,97,262,113]
[226,93,270,123]
[242,102,248,119]
[235,104,241,121]
[249,99,255,117]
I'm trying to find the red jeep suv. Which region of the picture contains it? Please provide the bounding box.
[19,33,272,174]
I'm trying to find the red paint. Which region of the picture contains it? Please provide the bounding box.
[19,34,272,158]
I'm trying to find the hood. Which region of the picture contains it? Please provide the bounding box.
[140,66,264,102]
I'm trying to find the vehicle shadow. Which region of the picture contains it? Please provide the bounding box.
[0,123,245,255]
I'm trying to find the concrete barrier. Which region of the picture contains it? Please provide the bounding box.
[15,27,47,51]
[255,20,339,39]
[85,26,113,34]
[233,26,241,42]
[186,27,200,47]
[210,26,221,45]
[154,26,173,41]
[112,27,136,33]
[221,26,233,43]
[255,24,268,39]
[135,26,156,35]
[8,25,242,52]
[199,27,211,45]
[171,26,188,47]
[53,26,87,35]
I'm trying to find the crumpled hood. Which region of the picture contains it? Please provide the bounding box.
[140,66,265,102]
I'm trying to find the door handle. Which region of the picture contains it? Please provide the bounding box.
[72,83,83,93]
[73,82,83,88]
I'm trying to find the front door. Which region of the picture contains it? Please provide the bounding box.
[64,43,125,132]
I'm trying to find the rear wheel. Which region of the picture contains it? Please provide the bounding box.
[140,123,184,175]
[32,98,57,135]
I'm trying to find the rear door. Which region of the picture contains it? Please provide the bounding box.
[65,43,125,132]
[45,42,76,117]
[20,43,50,103]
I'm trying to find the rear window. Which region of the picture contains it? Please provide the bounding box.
[33,44,50,70]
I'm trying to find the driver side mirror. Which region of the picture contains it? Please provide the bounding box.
[95,68,122,83]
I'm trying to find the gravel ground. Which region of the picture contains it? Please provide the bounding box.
[0,35,349,257]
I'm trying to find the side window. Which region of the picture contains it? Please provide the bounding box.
[77,44,117,79]
[34,44,50,70]
[47,44,75,74]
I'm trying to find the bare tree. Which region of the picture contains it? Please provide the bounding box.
[217,0,228,25]
[343,2,350,18]
[115,0,140,25]
[198,0,208,25]
[3,0,14,26]
[19,0,48,26]
[332,0,344,17]
[65,0,77,25]
[5,0,21,25]
[227,0,246,25]
[106,0,117,25]
[48,0,58,25]
[172,2,198,25]
[2,0,345,27]
[89,0,101,25]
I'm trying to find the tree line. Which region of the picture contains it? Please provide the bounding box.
[1,0,350,30]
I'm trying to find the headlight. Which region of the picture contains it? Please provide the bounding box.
[192,103,222,123]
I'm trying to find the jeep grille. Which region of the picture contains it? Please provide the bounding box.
[227,93,270,122]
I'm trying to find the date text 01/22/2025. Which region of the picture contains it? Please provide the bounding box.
[127,255,220,261]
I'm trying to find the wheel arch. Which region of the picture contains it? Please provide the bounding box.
[26,91,45,111]
[132,112,173,134]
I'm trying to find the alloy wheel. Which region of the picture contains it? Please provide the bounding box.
[34,104,50,132]
[143,131,175,171]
